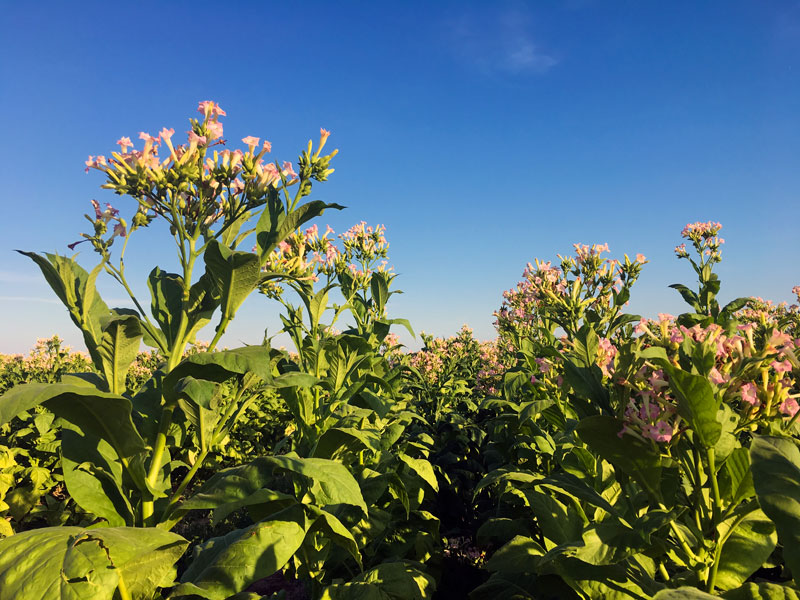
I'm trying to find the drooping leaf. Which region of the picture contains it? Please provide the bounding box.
[750,436,800,584]
[715,509,777,591]
[0,383,147,488]
[61,428,133,527]
[203,240,263,322]
[18,251,111,368]
[175,505,309,600]
[163,345,272,398]
[255,200,344,264]
[148,267,184,347]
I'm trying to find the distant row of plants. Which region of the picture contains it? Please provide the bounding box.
[0,102,798,600]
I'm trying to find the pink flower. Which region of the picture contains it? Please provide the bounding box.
[282,161,297,178]
[206,121,223,140]
[320,128,330,144]
[636,253,646,264]
[198,101,226,118]
[188,131,207,146]
[84,155,107,173]
[779,398,799,418]
[138,131,159,144]
[772,360,793,373]
[740,382,759,406]
[116,136,134,152]
[242,136,260,149]
[644,420,673,443]
[159,128,174,142]
[709,368,727,385]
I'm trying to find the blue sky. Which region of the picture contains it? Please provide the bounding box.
[1,1,798,354]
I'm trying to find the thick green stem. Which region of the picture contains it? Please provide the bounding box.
[669,521,701,564]
[707,447,722,526]
[208,316,230,352]
[164,448,209,514]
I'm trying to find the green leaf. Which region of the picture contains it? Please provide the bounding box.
[722,582,800,599]
[204,240,263,322]
[750,436,800,585]
[164,345,272,398]
[255,199,344,264]
[18,251,111,368]
[62,428,133,527]
[370,272,390,313]
[715,509,777,591]
[719,447,754,506]
[312,427,382,459]
[486,536,546,574]
[576,415,663,501]
[669,284,701,311]
[0,383,147,488]
[341,561,436,600]
[0,526,186,600]
[148,267,184,347]
[398,454,439,493]
[176,505,308,600]
[269,454,369,515]
[306,504,363,569]
[666,369,721,447]
[98,313,142,394]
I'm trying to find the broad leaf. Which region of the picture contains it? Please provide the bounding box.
[0,526,186,600]
[176,505,308,600]
[715,509,777,591]
[666,369,721,447]
[750,436,800,584]
[98,313,142,394]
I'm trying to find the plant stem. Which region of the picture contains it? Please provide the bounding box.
[707,447,722,526]
[208,316,230,352]
[164,448,209,514]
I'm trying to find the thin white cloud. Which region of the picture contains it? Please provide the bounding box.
[446,6,558,76]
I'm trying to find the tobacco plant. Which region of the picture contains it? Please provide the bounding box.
[476,225,800,599]
[0,102,375,599]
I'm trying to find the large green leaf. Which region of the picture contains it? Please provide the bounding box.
[97,313,142,394]
[486,535,546,574]
[255,199,344,264]
[322,561,435,600]
[576,415,663,501]
[18,251,110,367]
[269,454,369,515]
[204,240,263,322]
[665,369,721,448]
[61,428,133,526]
[176,505,309,600]
[715,509,777,591]
[163,345,272,398]
[750,436,800,584]
[0,526,186,600]
[398,454,439,493]
[148,267,184,347]
[0,383,147,486]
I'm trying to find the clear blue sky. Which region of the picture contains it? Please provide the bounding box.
[1,1,798,354]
